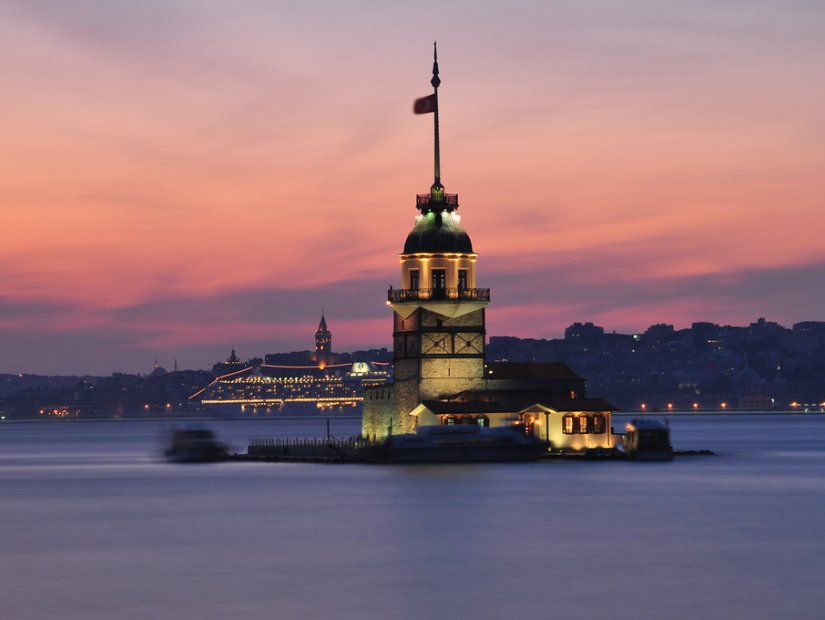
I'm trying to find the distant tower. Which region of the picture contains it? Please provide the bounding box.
[363,44,490,438]
[315,314,332,368]
[211,348,245,376]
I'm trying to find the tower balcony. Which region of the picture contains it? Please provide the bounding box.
[388,287,490,303]
[416,193,459,210]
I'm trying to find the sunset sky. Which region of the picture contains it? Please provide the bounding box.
[2,1,824,375]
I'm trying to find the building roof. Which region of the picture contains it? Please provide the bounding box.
[422,389,616,414]
[484,362,582,382]
[403,209,474,254]
[421,400,512,414]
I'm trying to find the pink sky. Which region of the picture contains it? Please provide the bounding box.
[1,1,824,374]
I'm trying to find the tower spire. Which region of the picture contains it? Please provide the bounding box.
[431,41,443,197]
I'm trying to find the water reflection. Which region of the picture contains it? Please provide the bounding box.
[0,415,823,619]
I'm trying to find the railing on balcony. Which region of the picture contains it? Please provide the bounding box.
[416,193,459,207]
[388,287,490,303]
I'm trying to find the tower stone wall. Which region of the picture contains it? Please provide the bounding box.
[363,306,487,438]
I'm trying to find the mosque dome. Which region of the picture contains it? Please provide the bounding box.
[403,209,474,254]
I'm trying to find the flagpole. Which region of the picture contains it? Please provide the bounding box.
[431,41,443,196]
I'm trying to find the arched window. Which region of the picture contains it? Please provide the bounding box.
[592,413,606,434]
[577,414,591,434]
[563,414,575,434]
[476,415,489,427]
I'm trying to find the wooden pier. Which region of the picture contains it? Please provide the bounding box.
[228,436,380,463]
[220,436,714,464]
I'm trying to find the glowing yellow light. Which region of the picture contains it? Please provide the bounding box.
[640,403,647,410]
[667,403,673,410]
[693,403,699,409]
[721,402,727,409]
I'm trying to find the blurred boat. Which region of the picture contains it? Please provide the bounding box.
[164,426,228,463]
[622,418,673,461]
[367,424,548,463]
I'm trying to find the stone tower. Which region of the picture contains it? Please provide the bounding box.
[315,314,332,368]
[362,45,490,438]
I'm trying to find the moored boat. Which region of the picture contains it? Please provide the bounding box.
[622,418,673,461]
[164,426,228,463]
[367,424,548,463]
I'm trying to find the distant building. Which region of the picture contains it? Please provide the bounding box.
[361,52,617,452]
[149,359,167,378]
[565,322,605,342]
[644,324,676,344]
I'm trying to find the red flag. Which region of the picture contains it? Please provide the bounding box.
[413,94,436,114]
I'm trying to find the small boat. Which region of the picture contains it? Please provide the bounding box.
[164,426,228,463]
[622,418,673,461]
[367,424,548,463]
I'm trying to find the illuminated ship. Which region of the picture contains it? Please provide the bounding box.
[190,315,389,414]
[190,360,389,415]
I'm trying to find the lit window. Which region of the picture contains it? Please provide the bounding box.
[592,413,605,434]
[577,415,591,434]
[563,414,575,434]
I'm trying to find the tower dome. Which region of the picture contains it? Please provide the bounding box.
[403,208,473,254]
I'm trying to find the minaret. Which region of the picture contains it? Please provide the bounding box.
[315,314,332,368]
[363,45,490,438]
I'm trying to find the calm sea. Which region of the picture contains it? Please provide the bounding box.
[1,414,823,620]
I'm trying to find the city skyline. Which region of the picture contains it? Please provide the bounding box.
[2,1,824,374]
